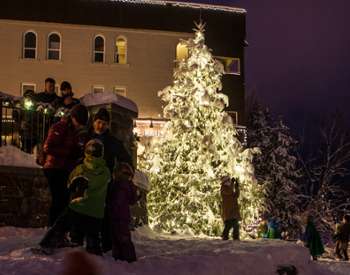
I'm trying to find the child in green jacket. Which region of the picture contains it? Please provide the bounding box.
[38,139,111,255]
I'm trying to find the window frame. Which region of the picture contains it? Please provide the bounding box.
[227,111,238,125]
[93,34,105,63]
[114,35,128,64]
[113,86,127,97]
[92,85,105,94]
[47,32,62,60]
[23,30,37,59]
[215,56,241,75]
[21,82,36,96]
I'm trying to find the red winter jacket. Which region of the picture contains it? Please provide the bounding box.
[43,120,76,171]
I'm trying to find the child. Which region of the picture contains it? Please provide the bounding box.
[38,139,111,255]
[334,214,350,261]
[220,176,241,240]
[110,162,138,262]
[302,215,325,260]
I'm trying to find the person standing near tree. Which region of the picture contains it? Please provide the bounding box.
[334,214,350,261]
[221,176,241,240]
[89,108,133,252]
[43,104,89,226]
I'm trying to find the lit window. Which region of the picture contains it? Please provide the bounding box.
[93,35,105,63]
[215,57,241,75]
[47,33,61,60]
[176,42,188,61]
[21,83,36,95]
[23,31,37,59]
[115,37,127,64]
[114,86,126,97]
[92,85,104,93]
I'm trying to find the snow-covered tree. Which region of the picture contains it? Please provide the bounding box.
[247,103,301,236]
[299,113,350,240]
[140,23,262,236]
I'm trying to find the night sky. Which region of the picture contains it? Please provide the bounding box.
[172,0,350,133]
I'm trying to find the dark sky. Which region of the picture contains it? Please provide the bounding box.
[172,0,350,133]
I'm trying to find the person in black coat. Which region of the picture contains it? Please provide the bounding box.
[90,108,133,252]
[35,77,60,105]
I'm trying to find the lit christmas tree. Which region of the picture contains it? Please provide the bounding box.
[141,23,262,236]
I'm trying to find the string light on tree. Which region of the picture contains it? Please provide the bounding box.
[140,23,263,236]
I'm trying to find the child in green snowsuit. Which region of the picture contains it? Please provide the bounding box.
[39,139,111,255]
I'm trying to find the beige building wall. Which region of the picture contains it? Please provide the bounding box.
[0,19,192,118]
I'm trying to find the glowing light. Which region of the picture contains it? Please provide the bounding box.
[24,98,34,110]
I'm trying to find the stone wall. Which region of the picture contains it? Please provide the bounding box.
[0,165,148,228]
[0,165,50,227]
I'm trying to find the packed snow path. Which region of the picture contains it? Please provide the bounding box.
[0,227,349,275]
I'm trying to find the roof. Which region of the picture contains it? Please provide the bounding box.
[109,0,246,14]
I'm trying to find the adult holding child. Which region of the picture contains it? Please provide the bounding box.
[89,108,133,252]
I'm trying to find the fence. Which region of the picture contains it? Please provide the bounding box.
[0,92,54,153]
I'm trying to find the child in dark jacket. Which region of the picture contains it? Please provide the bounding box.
[334,214,350,261]
[109,162,138,262]
[302,215,325,260]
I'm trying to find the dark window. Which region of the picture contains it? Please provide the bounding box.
[23,32,37,59]
[48,33,61,60]
[94,36,105,63]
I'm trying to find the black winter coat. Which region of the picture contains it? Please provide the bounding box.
[91,130,133,174]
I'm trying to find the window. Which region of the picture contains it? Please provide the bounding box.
[176,42,188,61]
[115,37,127,64]
[227,111,238,125]
[93,35,105,63]
[47,32,61,60]
[114,86,126,97]
[215,57,240,75]
[23,31,37,59]
[92,85,104,93]
[21,83,36,95]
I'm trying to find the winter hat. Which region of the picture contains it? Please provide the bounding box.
[84,139,104,158]
[94,108,110,122]
[118,162,135,178]
[70,104,89,126]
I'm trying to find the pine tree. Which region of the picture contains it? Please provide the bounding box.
[140,24,263,236]
[247,104,301,236]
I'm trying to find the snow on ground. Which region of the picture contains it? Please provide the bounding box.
[0,145,40,168]
[0,226,350,275]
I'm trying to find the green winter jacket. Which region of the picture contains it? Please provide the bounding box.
[68,156,111,219]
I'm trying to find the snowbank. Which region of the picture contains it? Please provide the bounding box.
[80,92,138,114]
[0,145,40,168]
[1,226,349,275]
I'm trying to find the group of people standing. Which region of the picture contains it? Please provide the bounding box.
[31,78,138,262]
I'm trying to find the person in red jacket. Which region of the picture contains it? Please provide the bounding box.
[43,104,89,226]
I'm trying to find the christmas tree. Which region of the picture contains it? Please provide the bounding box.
[141,23,262,236]
[247,103,301,237]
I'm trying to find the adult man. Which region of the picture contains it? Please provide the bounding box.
[90,108,133,252]
[59,81,80,110]
[35,77,59,105]
[43,104,89,226]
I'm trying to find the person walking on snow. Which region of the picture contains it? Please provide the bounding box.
[334,214,350,261]
[302,215,325,261]
[221,176,241,240]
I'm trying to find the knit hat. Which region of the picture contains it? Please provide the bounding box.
[70,104,89,126]
[94,108,110,122]
[84,139,104,158]
[118,162,135,178]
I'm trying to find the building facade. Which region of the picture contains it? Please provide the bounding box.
[0,0,247,127]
